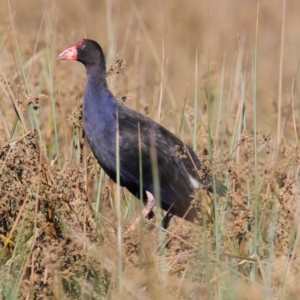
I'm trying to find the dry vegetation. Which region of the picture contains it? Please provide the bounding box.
[0,0,300,299]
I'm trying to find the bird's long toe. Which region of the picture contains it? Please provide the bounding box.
[124,191,156,234]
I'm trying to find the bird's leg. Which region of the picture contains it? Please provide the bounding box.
[125,191,155,233]
[142,191,155,217]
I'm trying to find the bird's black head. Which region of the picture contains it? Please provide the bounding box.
[58,39,106,68]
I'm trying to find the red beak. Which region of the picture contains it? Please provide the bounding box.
[57,39,84,60]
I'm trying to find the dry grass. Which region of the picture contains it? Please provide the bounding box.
[0,0,300,299]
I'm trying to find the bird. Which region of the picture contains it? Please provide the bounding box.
[57,39,226,230]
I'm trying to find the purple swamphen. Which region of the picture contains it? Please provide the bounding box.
[58,39,227,230]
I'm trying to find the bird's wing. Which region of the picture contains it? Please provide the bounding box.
[117,104,226,218]
[117,106,200,215]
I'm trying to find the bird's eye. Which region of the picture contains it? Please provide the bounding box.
[81,44,87,50]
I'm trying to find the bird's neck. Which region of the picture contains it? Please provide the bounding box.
[86,64,108,90]
[83,64,118,149]
[83,64,117,114]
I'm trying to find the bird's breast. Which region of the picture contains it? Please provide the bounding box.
[83,102,118,172]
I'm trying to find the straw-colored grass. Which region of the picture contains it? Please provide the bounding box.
[0,0,300,299]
